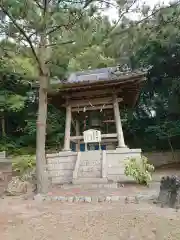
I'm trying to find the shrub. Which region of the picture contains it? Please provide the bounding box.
[12,155,36,176]
[124,156,154,185]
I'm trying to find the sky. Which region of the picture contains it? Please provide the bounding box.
[105,0,171,21]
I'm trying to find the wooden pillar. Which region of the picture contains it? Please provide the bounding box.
[64,102,71,151]
[75,119,80,151]
[113,94,126,148]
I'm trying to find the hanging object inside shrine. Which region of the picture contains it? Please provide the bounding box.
[89,111,101,127]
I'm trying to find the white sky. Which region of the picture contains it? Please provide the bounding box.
[105,0,170,21]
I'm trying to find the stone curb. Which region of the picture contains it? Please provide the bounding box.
[34,193,158,203]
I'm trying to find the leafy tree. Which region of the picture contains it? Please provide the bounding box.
[108,3,180,151]
[146,121,180,158]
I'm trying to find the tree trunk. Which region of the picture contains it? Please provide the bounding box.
[36,74,49,194]
[1,115,6,137]
[167,137,175,162]
[36,27,50,193]
[35,0,51,194]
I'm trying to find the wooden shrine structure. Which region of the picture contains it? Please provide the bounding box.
[47,67,146,184]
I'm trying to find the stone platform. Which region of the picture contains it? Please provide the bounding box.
[46,148,141,185]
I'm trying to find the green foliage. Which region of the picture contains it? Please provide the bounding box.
[0,93,26,112]
[1,2,180,154]
[124,156,155,185]
[68,45,115,72]
[12,155,36,175]
[146,121,180,140]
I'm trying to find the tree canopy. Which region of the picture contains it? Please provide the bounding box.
[0,0,180,155]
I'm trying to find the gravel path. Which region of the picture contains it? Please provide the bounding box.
[0,197,180,240]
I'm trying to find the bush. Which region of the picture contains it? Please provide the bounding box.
[124,156,154,185]
[12,155,36,176]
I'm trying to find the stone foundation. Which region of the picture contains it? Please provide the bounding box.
[46,148,141,185]
[0,152,12,195]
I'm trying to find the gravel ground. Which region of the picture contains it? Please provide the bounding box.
[0,197,180,240]
[1,168,180,240]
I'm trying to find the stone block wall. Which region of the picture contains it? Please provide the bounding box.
[144,151,180,167]
[77,151,102,178]
[106,148,141,182]
[47,152,77,184]
[0,152,12,195]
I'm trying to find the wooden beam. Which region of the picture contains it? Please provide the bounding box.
[67,88,122,98]
[64,97,123,108]
[79,138,117,143]
[56,77,146,92]
[71,118,76,130]
[75,120,80,151]
[113,94,126,148]
[63,104,71,151]
[72,104,114,112]
[70,138,118,144]
[103,120,115,123]
[70,133,117,141]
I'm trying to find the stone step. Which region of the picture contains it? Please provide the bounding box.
[78,171,101,178]
[73,178,108,184]
[60,182,119,189]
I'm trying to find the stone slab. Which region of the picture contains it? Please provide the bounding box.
[73,178,108,184]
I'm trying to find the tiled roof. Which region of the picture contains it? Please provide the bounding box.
[67,67,118,83]
[50,66,146,87]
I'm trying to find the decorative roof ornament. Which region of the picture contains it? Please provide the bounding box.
[117,64,132,72]
[111,64,132,76]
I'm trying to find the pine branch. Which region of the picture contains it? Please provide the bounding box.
[0,5,43,74]
[47,0,93,35]
[103,0,139,39]
[112,0,180,37]
[45,40,75,47]
[47,13,82,34]
[34,0,44,9]
[43,0,48,15]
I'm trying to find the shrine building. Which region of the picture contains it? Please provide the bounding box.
[46,67,146,184]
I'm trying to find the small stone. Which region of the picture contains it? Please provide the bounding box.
[68,196,74,202]
[74,196,79,202]
[98,196,105,202]
[134,196,139,204]
[52,196,58,201]
[129,196,135,203]
[125,197,129,204]
[153,199,158,204]
[79,197,85,202]
[58,196,66,202]
[106,196,112,202]
[111,196,119,201]
[175,205,180,212]
[91,196,98,203]
[46,196,52,201]
[33,194,45,202]
[85,197,92,203]
[8,220,13,224]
